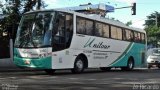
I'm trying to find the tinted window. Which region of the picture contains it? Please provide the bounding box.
[77,17,94,35]
[111,26,122,40]
[111,26,117,39]
[124,29,134,41]
[134,32,141,42]
[86,20,94,35]
[66,14,73,48]
[77,17,85,34]
[103,24,109,38]
[52,13,73,51]
[95,22,103,36]
[117,28,122,40]
[141,33,145,43]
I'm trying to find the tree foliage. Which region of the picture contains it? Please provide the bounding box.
[126,20,132,26]
[0,0,46,40]
[145,11,160,27]
[145,11,160,47]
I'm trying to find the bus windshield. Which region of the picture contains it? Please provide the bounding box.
[15,12,55,48]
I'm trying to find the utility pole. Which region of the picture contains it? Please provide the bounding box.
[37,0,41,10]
[155,13,158,27]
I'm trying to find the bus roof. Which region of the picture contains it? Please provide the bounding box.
[25,9,145,33]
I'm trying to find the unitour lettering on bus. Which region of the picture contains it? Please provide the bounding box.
[84,38,110,49]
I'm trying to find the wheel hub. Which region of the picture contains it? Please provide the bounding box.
[129,61,133,69]
[76,59,83,69]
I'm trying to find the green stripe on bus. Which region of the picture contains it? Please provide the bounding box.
[109,43,145,67]
[109,42,133,66]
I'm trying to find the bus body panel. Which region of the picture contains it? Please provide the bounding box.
[51,49,77,69]
[110,43,145,67]
[68,35,145,68]
[70,35,130,67]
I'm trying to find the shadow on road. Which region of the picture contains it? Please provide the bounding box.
[0,68,160,77]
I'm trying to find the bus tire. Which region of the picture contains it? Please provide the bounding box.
[100,67,111,71]
[44,69,55,75]
[121,58,134,71]
[71,56,85,74]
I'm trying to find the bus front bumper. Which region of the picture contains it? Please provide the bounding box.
[14,56,52,69]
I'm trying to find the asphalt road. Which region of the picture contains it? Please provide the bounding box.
[0,68,160,90]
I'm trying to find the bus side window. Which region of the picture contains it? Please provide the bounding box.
[85,19,93,35]
[123,29,127,40]
[103,24,109,38]
[137,33,141,42]
[66,14,73,48]
[111,26,117,39]
[95,22,103,37]
[77,17,85,34]
[125,29,134,41]
[52,13,65,51]
[117,28,122,40]
[141,33,145,43]
[130,31,134,41]
[111,26,122,40]
[134,32,141,43]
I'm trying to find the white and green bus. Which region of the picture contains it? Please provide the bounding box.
[14,8,146,74]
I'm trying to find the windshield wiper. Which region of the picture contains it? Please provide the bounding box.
[19,34,30,47]
[19,26,36,48]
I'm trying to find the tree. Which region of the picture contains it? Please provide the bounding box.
[126,20,132,26]
[0,0,47,58]
[145,11,160,27]
[0,0,46,40]
[144,11,160,47]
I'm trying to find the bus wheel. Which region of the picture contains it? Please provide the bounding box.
[71,56,85,74]
[44,69,55,75]
[121,58,134,71]
[100,67,111,71]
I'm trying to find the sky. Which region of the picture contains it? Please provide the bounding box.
[43,0,160,29]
